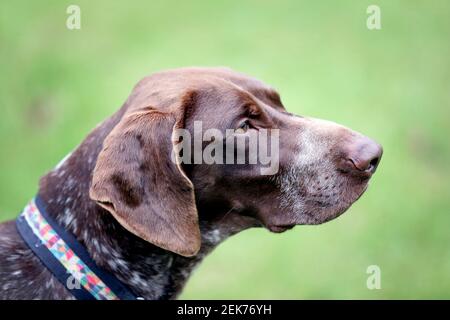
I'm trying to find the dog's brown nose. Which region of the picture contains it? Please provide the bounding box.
[341,136,383,175]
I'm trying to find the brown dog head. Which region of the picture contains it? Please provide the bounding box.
[90,67,382,257]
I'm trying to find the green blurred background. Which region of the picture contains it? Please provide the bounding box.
[1,1,449,299]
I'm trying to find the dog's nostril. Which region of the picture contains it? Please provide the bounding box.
[369,157,380,171]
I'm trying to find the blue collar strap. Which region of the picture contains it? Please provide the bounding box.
[16,196,140,300]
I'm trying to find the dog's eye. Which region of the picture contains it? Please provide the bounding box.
[235,120,250,133]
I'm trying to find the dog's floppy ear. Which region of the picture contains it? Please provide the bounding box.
[89,107,200,257]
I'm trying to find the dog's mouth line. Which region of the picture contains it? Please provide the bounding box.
[267,224,296,233]
[263,180,372,233]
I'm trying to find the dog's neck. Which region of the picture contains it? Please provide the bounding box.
[37,112,257,299]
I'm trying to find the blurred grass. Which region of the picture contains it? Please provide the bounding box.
[1,0,449,298]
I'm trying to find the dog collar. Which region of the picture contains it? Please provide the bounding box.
[16,196,141,300]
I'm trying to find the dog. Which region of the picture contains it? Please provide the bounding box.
[0,67,382,299]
